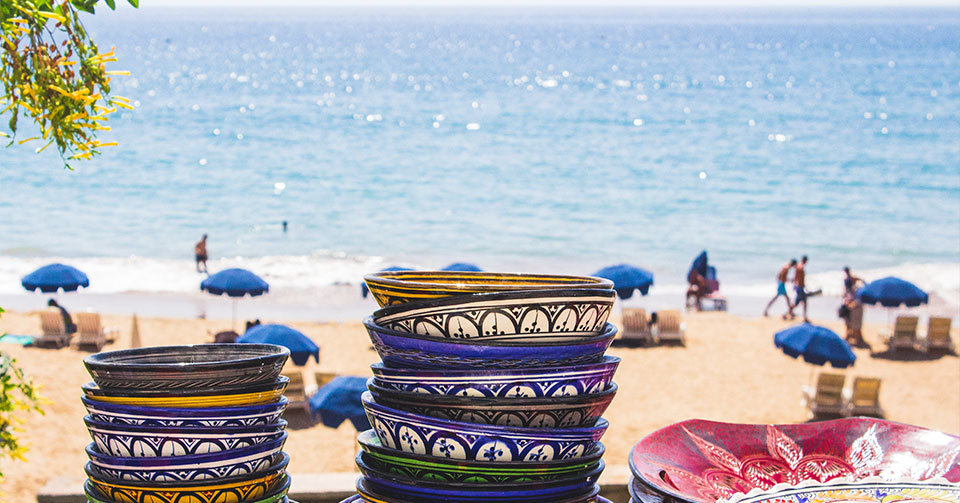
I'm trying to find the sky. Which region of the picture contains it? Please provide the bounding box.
[144,0,958,7]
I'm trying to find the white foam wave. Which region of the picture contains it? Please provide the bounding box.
[0,253,391,296]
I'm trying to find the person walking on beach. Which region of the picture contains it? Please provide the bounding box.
[790,256,810,323]
[763,259,796,318]
[840,266,867,347]
[195,234,209,273]
[47,299,77,334]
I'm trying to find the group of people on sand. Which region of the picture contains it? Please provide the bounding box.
[763,256,820,323]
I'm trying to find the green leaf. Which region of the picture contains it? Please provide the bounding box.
[105,0,116,9]
[127,0,138,7]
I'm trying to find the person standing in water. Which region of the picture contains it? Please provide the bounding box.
[195,234,209,273]
[763,259,796,318]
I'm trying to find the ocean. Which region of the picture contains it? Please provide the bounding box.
[1,7,958,318]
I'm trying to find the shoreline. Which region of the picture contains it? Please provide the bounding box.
[0,308,956,502]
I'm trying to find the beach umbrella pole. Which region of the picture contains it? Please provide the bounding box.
[232,299,238,331]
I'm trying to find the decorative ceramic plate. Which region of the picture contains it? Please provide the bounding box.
[371,288,614,341]
[84,344,289,391]
[85,452,287,486]
[370,356,619,398]
[362,271,613,307]
[628,418,960,503]
[365,318,616,369]
[86,470,288,503]
[84,416,287,457]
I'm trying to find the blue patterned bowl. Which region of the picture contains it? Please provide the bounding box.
[363,392,608,462]
[356,476,602,503]
[81,395,288,427]
[371,288,615,341]
[84,416,287,457]
[368,379,617,428]
[365,318,616,369]
[85,440,288,483]
[356,452,604,501]
[370,357,619,398]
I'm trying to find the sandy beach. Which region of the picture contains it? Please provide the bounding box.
[0,307,956,502]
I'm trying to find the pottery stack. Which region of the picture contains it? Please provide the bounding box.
[346,271,622,503]
[80,344,295,503]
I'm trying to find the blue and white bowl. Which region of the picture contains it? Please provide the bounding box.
[84,416,287,457]
[364,318,617,369]
[362,392,608,462]
[85,439,288,482]
[81,395,288,427]
[370,357,619,398]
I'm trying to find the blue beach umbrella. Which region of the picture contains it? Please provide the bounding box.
[21,263,89,293]
[858,277,928,308]
[774,323,856,368]
[237,324,319,366]
[441,262,483,272]
[592,264,654,299]
[690,251,708,278]
[201,268,269,329]
[309,375,371,431]
[362,266,415,298]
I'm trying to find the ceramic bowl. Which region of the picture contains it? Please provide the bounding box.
[370,357,619,398]
[356,451,604,502]
[85,435,287,482]
[84,344,289,391]
[87,488,290,503]
[371,288,615,341]
[357,429,605,484]
[84,416,287,457]
[81,377,288,407]
[85,469,289,503]
[363,271,613,307]
[81,395,288,427]
[356,477,602,503]
[367,379,616,428]
[363,392,608,462]
[629,418,960,503]
[365,318,616,369]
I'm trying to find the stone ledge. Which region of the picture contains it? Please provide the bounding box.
[37,466,631,503]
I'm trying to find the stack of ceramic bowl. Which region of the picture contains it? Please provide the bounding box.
[347,271,622,503]
[626,418,960,503]
[80,344,296,503]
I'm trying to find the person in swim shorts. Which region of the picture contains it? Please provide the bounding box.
[763,258,797,318]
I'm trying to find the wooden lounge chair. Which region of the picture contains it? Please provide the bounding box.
[315,371,338,390]
[884,315,919,352]
[281,369,310,413]
[654,310,686,345]
[921,317,955,353]
[620,308,653,345]
[845,377,884,418]
[801,372,846,418]
[38,310,71,349]
[75,312,118,351]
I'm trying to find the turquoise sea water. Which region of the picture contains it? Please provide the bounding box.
[1,7,958,299]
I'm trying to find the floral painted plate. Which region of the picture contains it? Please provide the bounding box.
[628,418,960,503]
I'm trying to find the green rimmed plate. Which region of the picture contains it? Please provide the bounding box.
[356,429,604,483]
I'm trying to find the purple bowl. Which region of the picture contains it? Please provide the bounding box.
[81,395,288,427]
[363,392,608,463]
[368,379,617,428]
[370,356,619,398]
[356,477,602,503]
[364,318,616,369]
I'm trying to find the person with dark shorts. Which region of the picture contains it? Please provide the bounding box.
[195,234,208,273]
[790,255,810,322]
[763,259,796,318]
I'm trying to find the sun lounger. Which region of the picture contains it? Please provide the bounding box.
[282,369,310,413]
[884,315,919,352]
[75,312,118,351]
[845,377,884,418]
[801,372,845,418]
[654,310,686,345]
[921,317,955,353]
[38,310,71,349]
[620,308,653,345]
